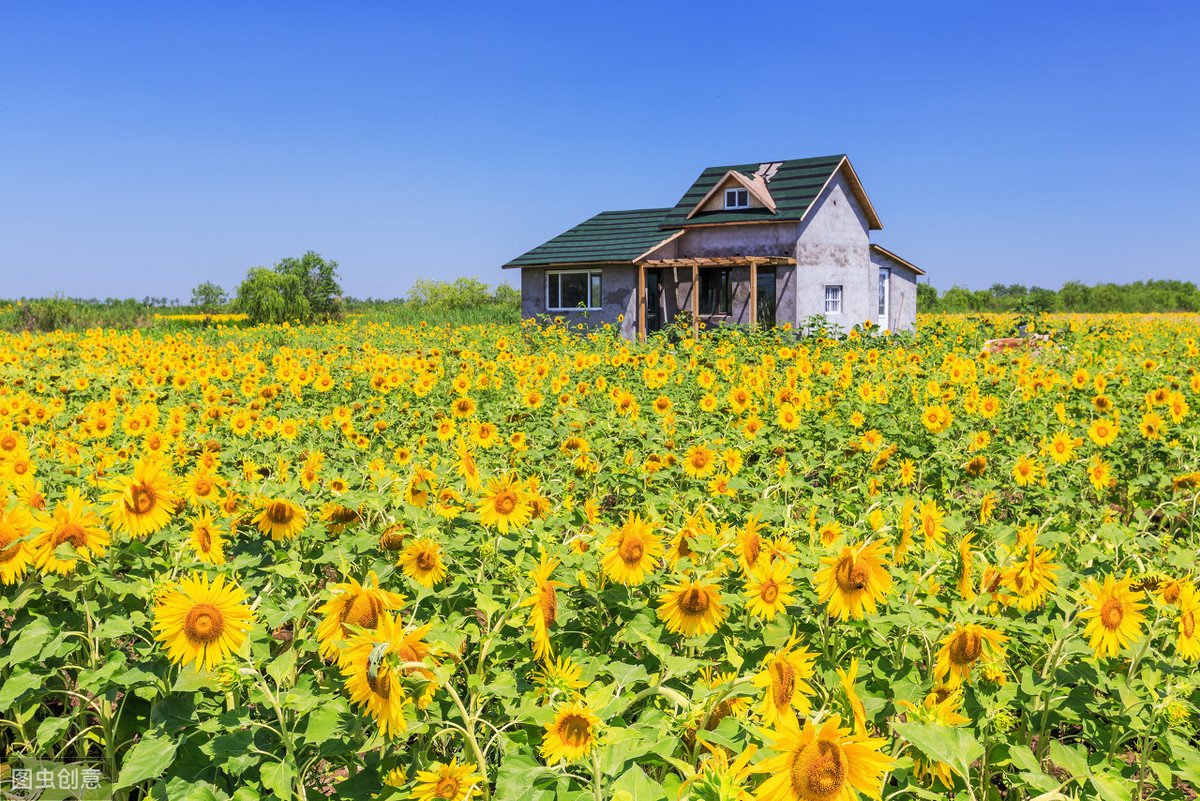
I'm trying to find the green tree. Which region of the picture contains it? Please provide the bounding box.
[916,282,939,311]
[233,267,310,324]
[273,251,343,319]
[190,281,228,312]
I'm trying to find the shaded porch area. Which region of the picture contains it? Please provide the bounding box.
[634,256,796,342]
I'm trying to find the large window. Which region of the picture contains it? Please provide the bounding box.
[824,285,843,314]
[699,269,731,315]
[546,270,602,311]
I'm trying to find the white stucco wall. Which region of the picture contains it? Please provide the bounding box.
[793,171,873,329]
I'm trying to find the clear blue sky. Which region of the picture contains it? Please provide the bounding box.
[2,1,1198,301]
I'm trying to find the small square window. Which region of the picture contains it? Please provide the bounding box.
[824,285,843,314]
[724,188,749,209]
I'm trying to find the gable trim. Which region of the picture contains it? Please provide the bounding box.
[685,170,778,220]
[798,156,883,231]
[870,244,924,275]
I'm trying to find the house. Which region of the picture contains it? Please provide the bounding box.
[502,155,923,340]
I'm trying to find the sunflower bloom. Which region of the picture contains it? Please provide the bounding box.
[408,758,482,801]
[253,497,307,541]
[933,623,1007,688]
[814,541,893,621]
[898,688,971,788]
[601,513,663,586]
[186,510,227,565]
[478,474,533,533]
[103,459,178,539]
[0,502,35,584]
[315,571,407,662]
[752,634,817,725]
[755,715,895,801]
[153,572,254,672]
[744,561,796,621]
[1080,572,1148,658]
[520,553,568,659]
[1000,535,1059,611]
[657,577,726,638]
[540,701,601,764]
[918,500,946,546]
[340,614,437,737]
[32,489,110,575]
[398,538,447,588]
[1175,584,1200,662]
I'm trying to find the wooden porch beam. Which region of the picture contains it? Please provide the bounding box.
[691,264,699,342]
[637,263,646,343]
[749,259,758,329]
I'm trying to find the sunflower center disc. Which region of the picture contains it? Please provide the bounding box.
[195,479,212,496]
[680,588,709,615]
[130,485,157,515]
[619,536,644,566]
[538,585,558,625]
[1181,611,1195,639]
[343,593,381,629]
[834,558,868,593]
[0,525,19,560]
[1100,597,1124,630]
[760,580,779,604]
[558,713,590,749]
[791,739,847,801]
[1163,584,1181,605]
[494,491,517,515]
[949,630,983,664]
[196,527,213,552]
[770,659,795,707]
[366,672,391,699]
[416,550,436,571]
[268,502,294,525]
[185,603,225,644]
[54,523,88,548]
[744,536,761,566]
[433,778,460,799]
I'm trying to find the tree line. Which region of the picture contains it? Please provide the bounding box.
[917,279,1200,313]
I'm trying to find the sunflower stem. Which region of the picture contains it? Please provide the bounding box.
[590,748,603,801]
[441,680,492,801]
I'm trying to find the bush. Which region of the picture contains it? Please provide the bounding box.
[273,252,343,320]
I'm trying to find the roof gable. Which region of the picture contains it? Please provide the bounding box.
[659,155,882,231]
[686,169,778,219]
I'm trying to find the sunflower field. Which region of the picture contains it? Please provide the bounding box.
[0,313,1198,801]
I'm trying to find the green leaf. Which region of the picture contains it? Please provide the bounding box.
[116,732,179,789]
[494,753,556,800]
[152,778,232,801]
[267,648,296,688]
[303,699,354,746]
[4,616,55,664]
[36,715,73,750]
[892,722,982,783]
[1088,772,1134,801]
[0,670,42,707]
[1047,741,1088,778]
[261,762,296,797]
[611,766,666,801]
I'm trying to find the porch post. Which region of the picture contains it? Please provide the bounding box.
[637,262,646,343]
[691,263,699,341]
[749,259,758,328]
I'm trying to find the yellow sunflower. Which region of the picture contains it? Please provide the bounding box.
[32,489,110,575]
[657,577,726,638]
[398,538,447,587]
[315,570,407,662]
[754,715,896,801]
[737,514,766,573]
[0,501,35,584]
[153,572,254,672]
[898,688,971,788]
[814,541,893,621]
[103,458,178,539]
[933,623,1008,688]
[752,633,817,726]
[682,444,718,479]
[836,658,869,736]
[408,758,482,801]
[478,474,533,533]
[182,469,227,507]
[252,497,307,541]
[531,656,589,702]
[340,614,436,737]
[540,701,601,764]
[186,510,227,565]
[1079,572,1147,658]
[601,513,663,586]
[519,553,568,659]
[1175,584,1200,662]
[999,537,1059,611]
[743,561,796,621]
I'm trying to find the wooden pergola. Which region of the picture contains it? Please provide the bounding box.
[635,256,797,342]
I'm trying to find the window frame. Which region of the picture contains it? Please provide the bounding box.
[699,268,732,315]
[724,188,749,209]
[824,285,843,315]
[546,269,603,312]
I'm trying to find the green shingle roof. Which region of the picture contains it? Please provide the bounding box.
[657,154,880,230]
[502,208,673,268]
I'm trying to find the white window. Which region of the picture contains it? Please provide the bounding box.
[724,188,749,209]
[824,285,843,314]
[546,270,603,311]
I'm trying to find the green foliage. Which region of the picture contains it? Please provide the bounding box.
[406,276,518,312]
[272,251,343,320]
[924,279,1200,314]
[916,282,938,311]
[233,267,310,325]
[190,281,228,312]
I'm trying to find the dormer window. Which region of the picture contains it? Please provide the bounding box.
[724,188,749,209]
